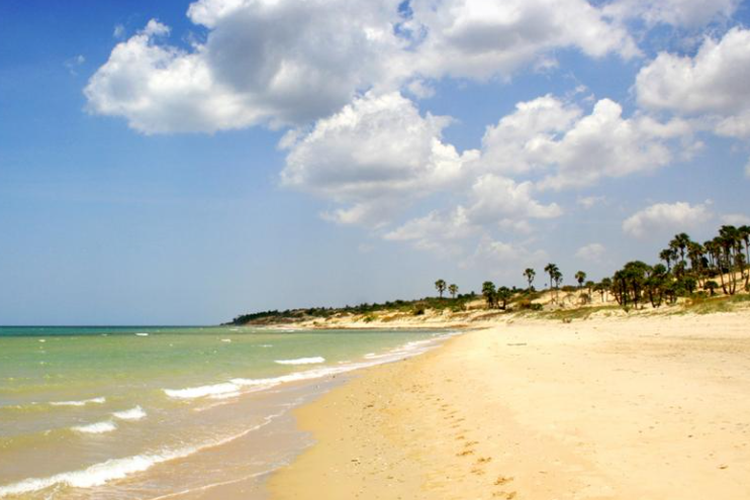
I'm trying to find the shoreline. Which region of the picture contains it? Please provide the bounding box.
[266,310,750,499]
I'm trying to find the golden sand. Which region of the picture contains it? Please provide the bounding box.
[268,312,750,499]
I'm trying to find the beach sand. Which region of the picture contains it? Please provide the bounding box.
[268,311,750,499]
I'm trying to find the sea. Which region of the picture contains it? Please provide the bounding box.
[0,325,455,499]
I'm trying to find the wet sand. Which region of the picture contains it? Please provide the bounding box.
[268,312,750,499]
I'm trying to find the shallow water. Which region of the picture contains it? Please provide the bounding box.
[0,326,452,498]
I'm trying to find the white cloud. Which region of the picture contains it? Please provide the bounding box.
[383,173,560,253]
[280,92,475,226]
[622,201,712,238]
[384,207,476,254]
[113,24,126,39]
[575,243,606,262]
[406,0,638,81]
[86,2,407,133]
[476,95,694,190]
[636,28,750,138]
[721,213,750,226]
[466,175,561,222]
[577,195,606,209]
[86,0,639,134]
[462,237,548,274]
[603,0,740,28]
[64,54,85,75]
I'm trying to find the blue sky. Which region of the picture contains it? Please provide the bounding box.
[1,0,749,324]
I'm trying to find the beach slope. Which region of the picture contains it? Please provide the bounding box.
[268,312,750,499]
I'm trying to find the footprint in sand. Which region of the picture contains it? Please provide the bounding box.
[456,449,475,457]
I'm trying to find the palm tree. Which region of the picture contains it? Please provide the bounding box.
[448,283,459,299]
[739,225,750,289]
[481,281,496,309]
[718,226,741,294]
[659,248,677,273]
[552,270,563,303]
[670,233,692,267]
[496,286,512,310]
[522,268,535,292]
[544,263,560,304]
[575,271,586,289]
[599,277,612,303]
[434,279,447,298]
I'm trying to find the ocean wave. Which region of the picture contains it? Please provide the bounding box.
[112,406,146,421]
[0,413,283,498]
[274,356,325,365]
[164,382,240,400]
[71,421,117,434]
[164,333,454,401]
[50,397,106,407]
[135,332,149,337]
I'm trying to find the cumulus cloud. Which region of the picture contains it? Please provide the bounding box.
[636,28,750,138]
[575,243,606,262]
[476,95,694,189]
[383,173,560,252]
[721,213,750,226]
[622,201,712,238]
[463,237,548,272]
[86,1,407,133]
[466,175,562,222]
[603,0,741,28]
[405,0,638,80]
[280,92,475,226]
[86,0,638,133]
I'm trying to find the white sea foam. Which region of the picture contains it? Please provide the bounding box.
[274,356,325,365]
[164,382,240,400]
[221,339,232,343]
[112,406,146,421]
[50,397,106,407]
[135,332,149,337]
[72,421,117,434]
[0,413,283,498]
[164,333,456,401]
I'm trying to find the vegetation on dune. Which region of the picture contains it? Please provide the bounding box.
[228,225,750,325]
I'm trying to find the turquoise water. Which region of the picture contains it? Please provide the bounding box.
[0,325,451,498]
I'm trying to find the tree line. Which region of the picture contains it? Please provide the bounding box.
[434,224,750,311]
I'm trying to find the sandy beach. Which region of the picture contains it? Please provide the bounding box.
[268,311,750,499]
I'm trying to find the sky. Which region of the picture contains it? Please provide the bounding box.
[1,0,749,325]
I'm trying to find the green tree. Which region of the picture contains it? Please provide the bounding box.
[523,268,536,292]
[575,271,587,289]
[739,225,750,289]
[544,263,560,303]
[612,261,650,309]
[496,286,512,310]
[670,233,692,268]
[659,248,677,273]
[448,283,459,299]
[481,281,496,309]
[434,279,447,298]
